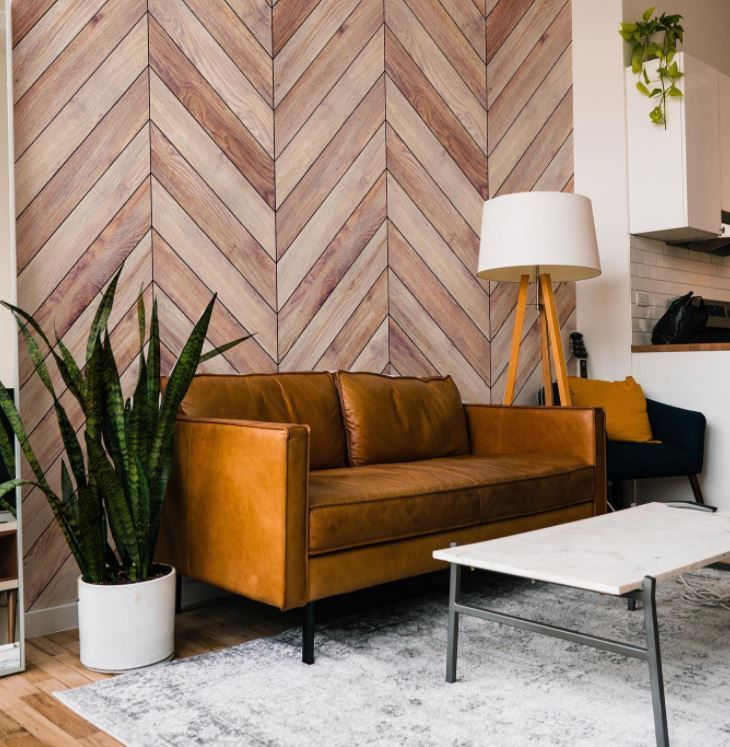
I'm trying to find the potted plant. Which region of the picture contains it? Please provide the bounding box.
[0,267,247,672]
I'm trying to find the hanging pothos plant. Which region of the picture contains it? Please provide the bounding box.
[620,7,684,128]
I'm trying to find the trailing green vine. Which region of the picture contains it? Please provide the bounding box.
[620,7,684,127]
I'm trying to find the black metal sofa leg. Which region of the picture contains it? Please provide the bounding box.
[302,602,315,664]
[688,474,704,504]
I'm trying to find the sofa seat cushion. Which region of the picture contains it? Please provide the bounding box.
[308,454,595,554]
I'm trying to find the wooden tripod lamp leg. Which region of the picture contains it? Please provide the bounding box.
[538,296,553,406]
[503,274,530,405]
[539,273,572,406]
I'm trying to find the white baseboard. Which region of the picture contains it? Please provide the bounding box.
[25,602,78,639]
[23,579,230,638]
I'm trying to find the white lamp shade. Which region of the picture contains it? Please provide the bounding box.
[478,192,601,282]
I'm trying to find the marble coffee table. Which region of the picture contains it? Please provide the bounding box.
[433,502,730,747]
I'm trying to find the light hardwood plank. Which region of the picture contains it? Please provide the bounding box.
[279,175,387,356]
[18,126,150,316]
[273,0,360,106]
[280,222,387,370]
[487,0,566,105]
[149,18,274,208]
[185,0,273,105]
[389,224,490,384]
[403,0,486,108]
[151,179,277,358]
[13,0,147,158]
[385,0,486,153]
[489,47,571,192]
[389,271,489,401]
[272,0,319,56]
[276,28,384,206]
[14,15,148,214]
[385,124,479,272]
[385,77,483,233]
[486,0,532,63]
[533,131,573,191]
[150,72,275,257]
[11,0,57,47]
[386,174,489,333]
[389,316,439,377]
[149,0,273,156]
[277,76,385,256]
[487,3,571,150]
[495,88,572,196]
[385,28,487,198]
[13,0,108,102]
[151,124,276,308]
[438,0,486,62]
[318,272,389,370]
[226,0,272,55]
[278,126,385,305]
[17,73,149,272]
[351,316,389,372]
[153,232,277,373]
[274,0,383,157]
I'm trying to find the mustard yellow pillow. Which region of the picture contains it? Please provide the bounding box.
[568,376,653,442]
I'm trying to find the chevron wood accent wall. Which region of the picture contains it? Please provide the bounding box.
[11,0,574,612]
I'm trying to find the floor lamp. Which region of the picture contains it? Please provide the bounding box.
[478,192,601,406]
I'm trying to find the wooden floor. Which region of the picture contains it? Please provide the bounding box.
[0,596,298,746]
[0,573,450,746]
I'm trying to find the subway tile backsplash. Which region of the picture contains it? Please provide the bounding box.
[630,235,730,345]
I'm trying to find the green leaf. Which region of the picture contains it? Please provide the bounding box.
[668,85,683,97]
[86,266,123,365]
[649,105,665,124]
[636,81,650,96]
[198,334,252,364]
[643,6,655,21]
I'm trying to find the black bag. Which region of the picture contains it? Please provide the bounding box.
[651,291,708,344]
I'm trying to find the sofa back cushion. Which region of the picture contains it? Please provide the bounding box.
[179,373,347,469]
[336,372,469,467]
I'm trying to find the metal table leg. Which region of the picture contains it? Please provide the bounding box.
[643,576,669,747]
[442,571,670,746]
[446,560,462,683]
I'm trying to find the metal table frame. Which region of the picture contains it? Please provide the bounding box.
[445,561,669,747]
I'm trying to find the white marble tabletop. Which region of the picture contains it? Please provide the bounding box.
[433,503,730,595]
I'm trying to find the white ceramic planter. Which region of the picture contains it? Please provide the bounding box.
[78,566,176,673]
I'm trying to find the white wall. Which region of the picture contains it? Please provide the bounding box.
[572,0,633,380]
[0,3,15,388]
[633,352,730,509]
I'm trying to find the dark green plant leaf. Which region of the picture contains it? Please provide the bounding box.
[86,267,122,365]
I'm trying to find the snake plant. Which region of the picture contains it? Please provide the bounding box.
[0,266,248,584]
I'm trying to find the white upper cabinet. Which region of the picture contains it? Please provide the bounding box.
[626,53,722,240]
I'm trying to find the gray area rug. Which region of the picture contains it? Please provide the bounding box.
[56,569,730,746]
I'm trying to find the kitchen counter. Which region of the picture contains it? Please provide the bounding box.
[631,342,730,352]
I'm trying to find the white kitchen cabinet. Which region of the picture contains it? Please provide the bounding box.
[626,53,722,240]
[719,72,730,214]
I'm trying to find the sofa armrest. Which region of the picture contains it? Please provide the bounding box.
[646,399,706,472]
[158,416,310,610]
[464,405,607,513]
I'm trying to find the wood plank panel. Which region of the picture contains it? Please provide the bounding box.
[148,0,273,156]
[13,0,577,613]
[13,0,147,157]
[274,0,383,156]
[148,16,275,208]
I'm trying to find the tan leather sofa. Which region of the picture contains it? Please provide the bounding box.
[160,371,606,663]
